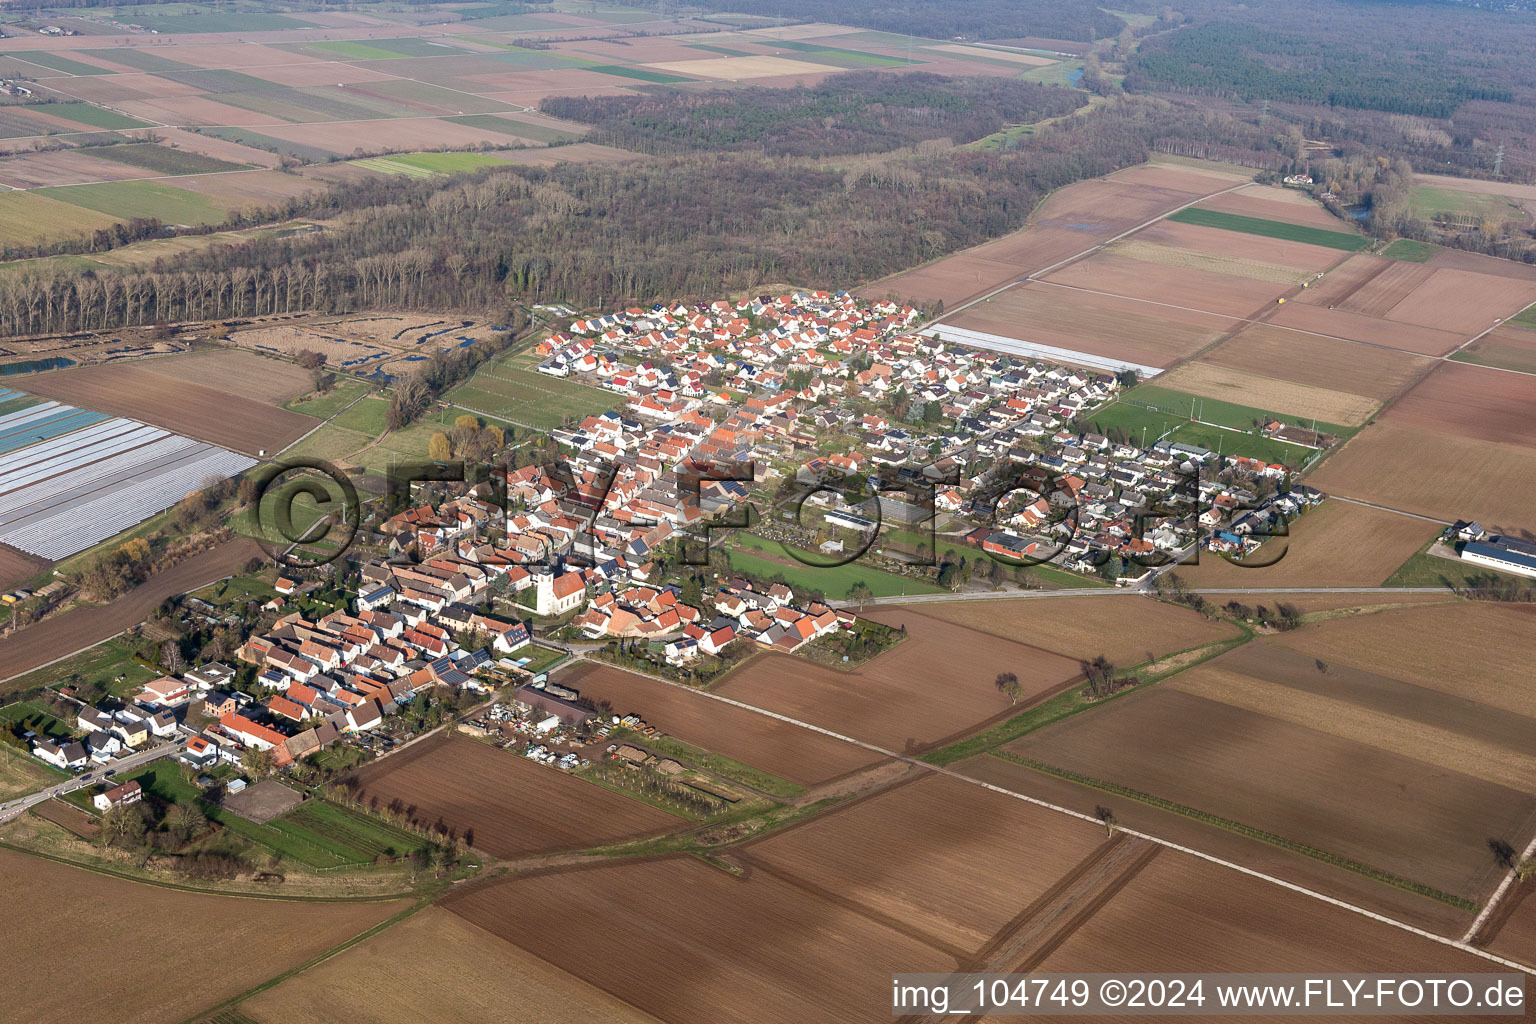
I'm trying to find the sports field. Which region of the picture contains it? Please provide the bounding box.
[447,356,616,429]
[723,531,945,599]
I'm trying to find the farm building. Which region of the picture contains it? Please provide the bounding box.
[1460,538,1536,580]
[513,685,592,730]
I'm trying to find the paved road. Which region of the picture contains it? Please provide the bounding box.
[0,738,184,824]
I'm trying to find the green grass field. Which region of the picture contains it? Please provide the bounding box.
[1021,58,1084,87]
[127,762,429,867]
[1408,186,1521,223]
[283,401,475,476]
[448,358,615,429]
[1510,302,1536,329]
[1080,388,1325,467]
[1169,207,1371,251]
[157,68,283,94]
[0,741,67,801]
[85,142,251,175]
[305,38,466,60]
[1383,541,1535,590]
[35,102,151,130]
[769,39,913,68]
[76,47,195,72]
[283,380,372,418]
[228,466,343,545]
[122,11,319,32]
[1382,238,1440,262]
[686,43,755,56]
[269,799,431,864]
[1112,383,1355,437]
[282,422,375,467]
[352,152,508,177]
[1450,333,1536,375]
[4,51,111,76]
[724,531,945,599]
[0,393,38,417]
[202,126,339,162]
[330,395,392,436]
[1,637,156,701]
[445,113,579,144]
[0,701,74,741]
[37,180,227,227]
[587,64,698,83]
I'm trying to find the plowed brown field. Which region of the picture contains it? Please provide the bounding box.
[1170,641,1536,796]
[715,610,1081,751]
[135,348,317,405]
[1035,852,1500,977]
[945,281,1233,368]
[1196,185,1351,230]
[1385,268,1536,334]
[0,544,45,590]
[22,363,316,455]
[1106,163,1250,192]
[1338,259,1437,317]
[1135,220,1343,272]
[241,907,662,1024]
[1175,498,1438,588]
[1385,360,1536,448]
[743,774,1105,952]
[1151,361,1380,425]
[1269,602,1536,718]
[1308,420,1536,529]
[0,847,406,1024]
[1269,301,1465,355]
[442,857,957,1024]
[911,594,1238,663]
[1006,682,1536,903]
[350,732,679,857]
[863,174,1229,308]
[558,662,882,786]
[1202,323,1432,401]
[1042,251,1286,318]
[0,538,263,687]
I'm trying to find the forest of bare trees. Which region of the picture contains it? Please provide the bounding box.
[541,72,1087,157]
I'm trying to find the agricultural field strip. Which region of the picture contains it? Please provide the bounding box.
[2,163,290,193]
[929,180,1254,327]
[0,407,256,561]
[1466,826,1536,942]
[929,180,1536,392]
[0,434,204,524]
[3,446,254,560]
[572,659,1531,971]
[1027,275,1500,372]
[19,49,560,139]
[0,420,164,495]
